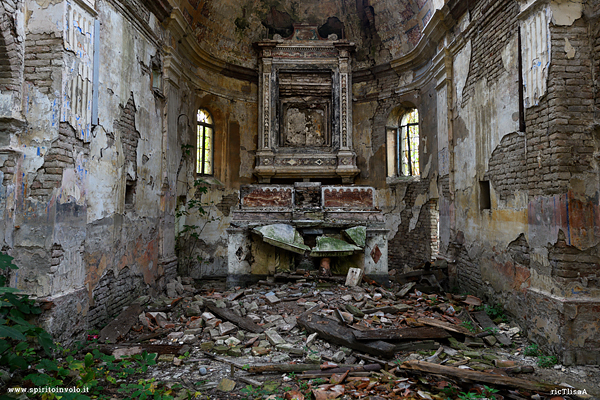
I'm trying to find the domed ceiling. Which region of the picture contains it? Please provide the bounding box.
[176,0,437,70]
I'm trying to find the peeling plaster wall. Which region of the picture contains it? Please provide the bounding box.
[437,0,600,364]
[0,0,178,344]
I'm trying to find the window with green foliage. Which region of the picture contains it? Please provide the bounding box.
[387,108,420,177]
[196,108,214,175]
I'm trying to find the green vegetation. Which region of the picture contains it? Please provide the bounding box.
[0,252,205,399]
[524,343,558,368]
[460,321,477,333]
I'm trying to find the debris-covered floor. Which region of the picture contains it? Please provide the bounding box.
[46,274,600,399]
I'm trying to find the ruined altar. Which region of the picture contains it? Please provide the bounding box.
[226,26,387,287]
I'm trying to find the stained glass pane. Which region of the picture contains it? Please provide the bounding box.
[196,125,204,174]
[399,109,419,176]
[197,109,213,124]
[204,127,213,175]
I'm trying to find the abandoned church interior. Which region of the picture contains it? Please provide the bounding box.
[1,0,600,378]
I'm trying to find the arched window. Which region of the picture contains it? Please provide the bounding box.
[387,108,420,177]
[197,108,214,175]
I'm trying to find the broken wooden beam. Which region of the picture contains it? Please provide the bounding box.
[94,343,182,356]
[99,303,142,343]
[416,317,475,337]
[297,313,397,358]
[352,326,450,341]
[400,360,563,392]
[245,363,379,374]
[394,340,439,352]
[471,311,511,346]
[301,364,382,375]
[206,303,265,333]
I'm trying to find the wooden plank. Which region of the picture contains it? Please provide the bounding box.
[297,313,397,358]
[416,317,475,337]
[246,363,379,374]
[207,303,265,333]
[394,340,439,352]
[471,311,511,346]
[99,304,142,343]
[353,326,450,341]
[95,343,183,356]
[400,360,562,392]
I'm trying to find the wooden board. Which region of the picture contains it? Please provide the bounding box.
[416,317,475,337]
[353,326,450,341]
[99,304,142,343]
[297,314,397,358]
[471,311,511,346]
[400,360,561,393]
[207,303,265,333]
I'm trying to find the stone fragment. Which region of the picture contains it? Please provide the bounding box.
[264,314,283,323]
[265,294,281,304]
[225,337,241,347]
[345,268,363,287]
[219,321,237,336]
[341,294,353,302]
[200,341,214,351]
[173,357,183,366]
[157,354,175,362]
[217,378,236,392]
[271,354,291,363]
[306,332,318,346]
[181,334,197,344]
[185,302,202,317]
[189,318,204,329]
[201,312,216,321]
[228,347,243,357]
[332,351,345,363]
[167,332,184,341]
[276,344,304,355]
[214,345,229,354]
[265,329,286,346]
[306,353,321,363]
[251,347,270,356]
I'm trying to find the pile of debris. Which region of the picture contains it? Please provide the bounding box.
[90,274,596,399]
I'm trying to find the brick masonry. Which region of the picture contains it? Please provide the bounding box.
[87,266,146,328]
[24,32,62,95]
[0,0,23,95]
[29,123,89,201]
[460,0,519,108]
[525,19,595,197]
[486,132,527,201]
[388,179,439,270]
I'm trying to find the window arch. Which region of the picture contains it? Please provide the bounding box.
[387,108,420,177]
[196,108,214,175]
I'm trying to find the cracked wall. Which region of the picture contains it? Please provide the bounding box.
[438,0,600,364]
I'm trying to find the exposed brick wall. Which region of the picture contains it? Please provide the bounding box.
[487,132,527,200]
[549,232,599,285]
[0,0,23,94]
[0,155,16,187]
[461,0,519,108]
[526,20,595,197]
[388,179,439,270]
[216,192,238,217]
[87,266,146,328]
[451,241,484,294]
[115,94,140,182]
[24,32,62,94]
[29,123,89,201]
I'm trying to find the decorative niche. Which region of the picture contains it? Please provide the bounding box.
[254,24,360,183]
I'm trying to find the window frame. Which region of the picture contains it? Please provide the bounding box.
[196,108,214,176]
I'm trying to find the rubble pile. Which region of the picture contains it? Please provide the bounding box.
[90,275,598,400]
